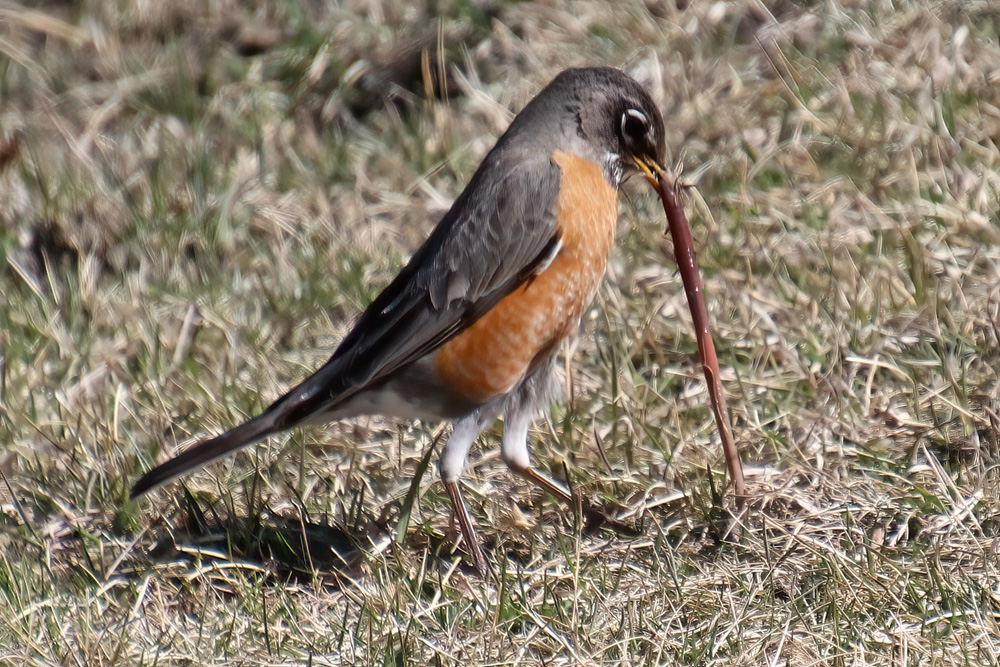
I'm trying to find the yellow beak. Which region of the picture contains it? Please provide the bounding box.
[634,154,667,188]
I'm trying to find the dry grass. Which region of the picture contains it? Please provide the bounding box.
[2,0,1000,664]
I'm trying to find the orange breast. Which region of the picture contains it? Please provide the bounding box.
[434,151,619,402]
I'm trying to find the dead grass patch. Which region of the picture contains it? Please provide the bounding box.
[2,0,1000,664]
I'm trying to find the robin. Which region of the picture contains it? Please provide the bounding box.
[132,66,667,575]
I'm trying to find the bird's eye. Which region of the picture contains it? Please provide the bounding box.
[620,108,649,146]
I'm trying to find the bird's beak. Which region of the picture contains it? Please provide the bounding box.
[634,154,667,188]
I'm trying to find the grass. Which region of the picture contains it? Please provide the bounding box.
[2,0,1000,664]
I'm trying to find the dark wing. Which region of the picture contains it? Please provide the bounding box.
[131,153,561,497]
[273,152,562,422]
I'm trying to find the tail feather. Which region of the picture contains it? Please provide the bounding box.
[130,355,359,499]
[130,413,279,499]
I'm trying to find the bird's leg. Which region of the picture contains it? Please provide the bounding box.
[442,479,487,576]
[516,466,572,503]
[501,404,631,532]
[439,410,495,575]
[500,406,572,503]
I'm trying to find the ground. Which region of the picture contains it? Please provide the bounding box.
[1,0,999,665]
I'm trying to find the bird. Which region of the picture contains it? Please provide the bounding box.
[131,66,667,575]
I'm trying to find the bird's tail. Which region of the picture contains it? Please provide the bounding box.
[130,412,280,499]
[131,351,360,499]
